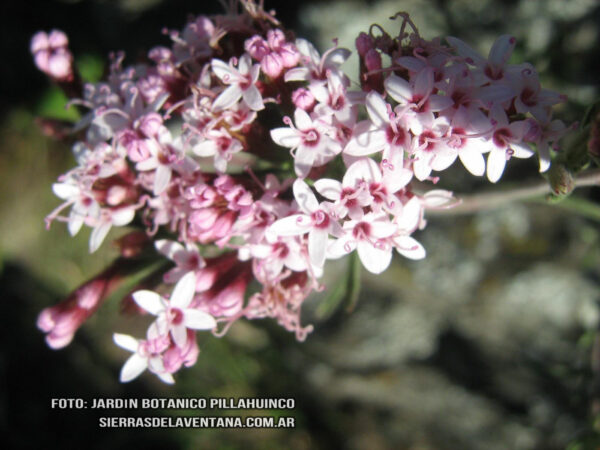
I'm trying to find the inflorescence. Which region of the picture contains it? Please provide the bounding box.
[33,1,568,384]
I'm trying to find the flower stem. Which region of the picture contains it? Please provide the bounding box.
[428,168,600,215]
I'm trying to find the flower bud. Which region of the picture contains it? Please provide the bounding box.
[30,30,74,82]
[261,52,284,78]
[547,163,575,197]
[245,35,269,60]
[278,43,300,68]
[292,87,315,111]
[355,32,374,57]
[267,29,286,50]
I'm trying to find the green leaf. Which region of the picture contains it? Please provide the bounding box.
[316,270,348,319]
[76,53,104,83]
[315,252,363,319]
[36,86,80,121]
[344,251,362,313]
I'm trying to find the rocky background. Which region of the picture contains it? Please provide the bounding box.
[1,0,600,449]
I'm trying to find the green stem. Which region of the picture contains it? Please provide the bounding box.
[428,168,600,216]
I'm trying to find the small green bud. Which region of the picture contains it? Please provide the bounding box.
[547,163,575,199]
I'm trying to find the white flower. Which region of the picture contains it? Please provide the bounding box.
[132,272,216,348]
[211,54,264,111]
[268,179,342,267]
[113,333,174,384]
[270,108,342,178]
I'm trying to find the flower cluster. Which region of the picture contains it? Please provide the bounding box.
[34,2,568,384]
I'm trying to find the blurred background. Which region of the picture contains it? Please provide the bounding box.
[2,0,600,448]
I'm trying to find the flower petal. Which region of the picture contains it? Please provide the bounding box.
[213,85,242,111]
[486,148,507,183]
[293,179,319,213]
[308,228,328,267]
[89,222,111,253]
[120,353,147,382]
[211,59,235,80]
[314,178,342,200]
[456,145,484,176]
[394,236,426,260]
[242,85,264,111]
[365,91,390,128]
[154,164,172,195]
[170,272,197,309]
[132,290,165,315]
[183,309,217,330]
[357,241,391,274]
[269,214,311,236]
[385,74,412,103]
[171,324,187,348]
[155,239,184,260]
[488,35,515,68]
[270,127,301,148]
[113,333,139,352]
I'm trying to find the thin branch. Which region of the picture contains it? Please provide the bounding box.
[428,168,600,215]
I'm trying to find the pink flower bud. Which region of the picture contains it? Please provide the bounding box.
[137,75,167,105]
[245,35,269,60]
[292,87,316,111]
[278,43,300,68]
[356,32,374,57]
[30,32,49,54]
[31,29,74,81]
[267,29,286,50]
[37,278,108,349]
[261,52,284,78]
[196,262,252,317]
[364,48,382,72]
[37,259,141,349]
[48,30,69,48]
[47,50,73,80]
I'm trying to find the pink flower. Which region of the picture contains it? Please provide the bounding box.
[270,108,342,178]
[485,105,534,182]
[344,91,411,159]
[31,30,74,81]
[113,333,174,384]
[135,129,198,195]
[155,239,205,283]
[132,272,216,348]
[37,261,126,349]
[88,206,136,253]
[192,127,244,173]
[327,212,397,274]
[268,179,342,267]
[285,39,351,83]
[211,54,264,111]
[384,67,453,135]
[446,34,516,82]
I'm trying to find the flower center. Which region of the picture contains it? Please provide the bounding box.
[386,124,406,147]
[169,307,184,325]
[352,221,371,240]
[311,210,330,229]
[493,128,512,148]
[419,130,437,152]
[303,129,320,147]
